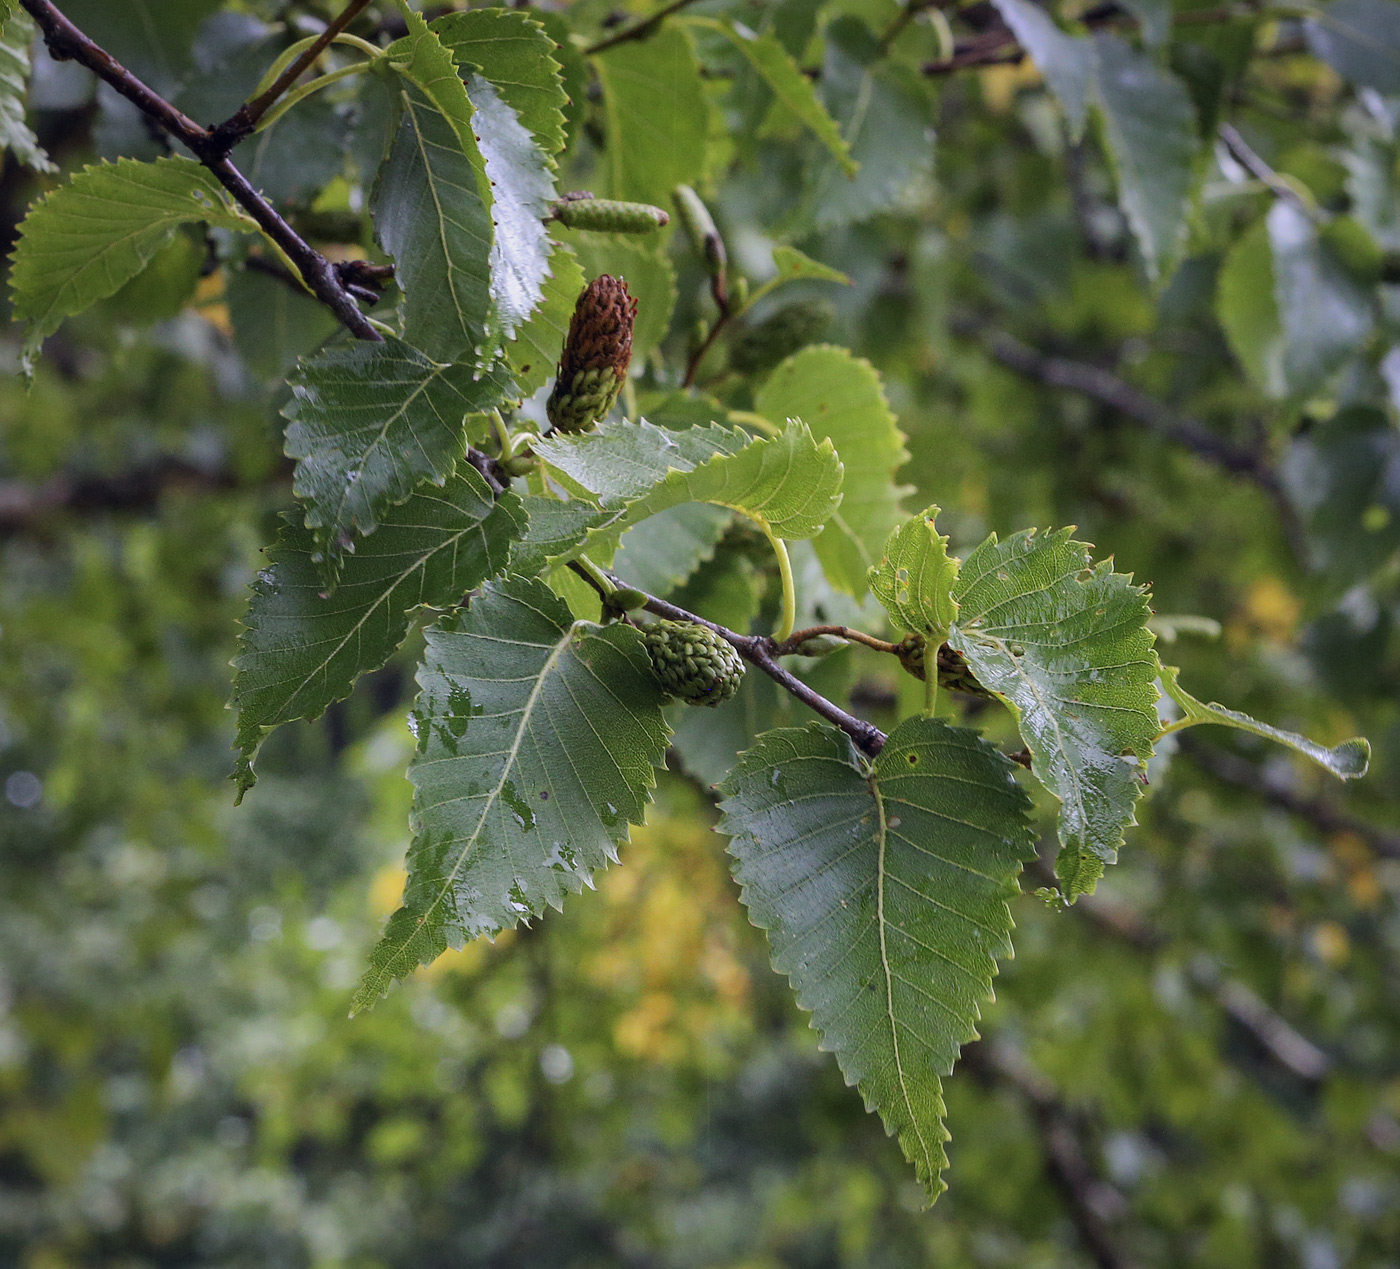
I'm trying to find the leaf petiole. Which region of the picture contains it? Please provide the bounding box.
[762,526,796,643]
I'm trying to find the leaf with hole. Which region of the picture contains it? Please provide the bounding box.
[720,717,1035,1202]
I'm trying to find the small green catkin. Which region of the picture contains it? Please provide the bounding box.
[728,299,835,376]
[642,620,746,707]
[552,197,670,234]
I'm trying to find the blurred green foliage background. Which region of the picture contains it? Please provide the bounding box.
[2,0,1400,1265]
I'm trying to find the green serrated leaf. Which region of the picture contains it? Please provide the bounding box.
[756,345,909,595]
[1,12,54,174]
[430,7,568,157]
[798,19,935,234]
[507,240,586,396]
[283,336,516,583]
[695,17,856,175]
[594,24,710,208]
[375,14,495,364]
[868,505,960,642]
[231,470,526,798]
[464,72,555,341]
[989,0,1094,140]
[8,156,255,371]
[353,574,670,1012]
[1217,219,1287,398]
[949,528,1160,899]
[1268,201,1374,396]
[720,717,1035,1202]
[533,418,844,564]
[1158,666,1370,780]
[1092,33,1199,283]
[612,503,733,597]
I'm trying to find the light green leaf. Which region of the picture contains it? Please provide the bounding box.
[755,345,909,595]
[8,156,255,371]
[376,15,495,364]
[869,506,960,643]
[1268,201,1374,396]
[1305,0,1400,93]
[720,717,1036,1202]
[353,574,670,1011]
[594,24,710,208]
[507,240,585,396]
[464,72,555,342]
[696,17,855,174]
[231,470,526,799]
[800,19,935,233]
[1,11,53,174]
[1158,666,1370,780]
[949,528,1160,899]
[1120,0,1171,48]
[507,494,614,578]
[1092,33,1199,282]
[989,0,1094,139]
[1217,219,1287,398]
[769,244,850,287]
[429,7,568,156]
[283,337,517,582]
[533,418,844,564]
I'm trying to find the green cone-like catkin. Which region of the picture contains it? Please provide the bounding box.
[552,196,670,234]
[729,298,834,376]
[642,619,746,707]
[546,275,637,434]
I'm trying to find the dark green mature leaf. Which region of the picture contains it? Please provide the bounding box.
[1306,0,1400,93]
[593,25,710,207]
[1267,202,1374,395]
[720,718,1035,1202]
[507,240,585,396]
[1217,219,1287,397]
[282,337,516,582]
[60,0,219,93]
[534,418,844,564]
[802,19,935,233]
[694,17,855,174]
[949,528,1159,899]
[755,345,909,595]
[8,156,255,371]
[353,575,670,1012]
[868,506,959,643]
[231,471,526,799]
[375,16,495,364]
[226,268,340,382]
[1,11,53,174]
[1092,34,1199,282]
[1159,667,1370,779]
[990,0,1094,139]
[1281,405,1400,583]
[464,73,555,343]
[430,8,568,157]
[612,503,733,597]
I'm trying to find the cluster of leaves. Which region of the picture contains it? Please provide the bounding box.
[2,0,1389,1209]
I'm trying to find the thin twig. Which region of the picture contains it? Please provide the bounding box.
[775,624,901,656]
[1218,122,1319,219]
[19,0,381,342]
[962,1042,1134,1269]
[584,0,706,56]
[208,0,376,153]
[950,315,1307,555]
[569,564,888,757]
[1179,734,1400,861]
[921,3,1256,77]
[1027,857,1333,1083]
